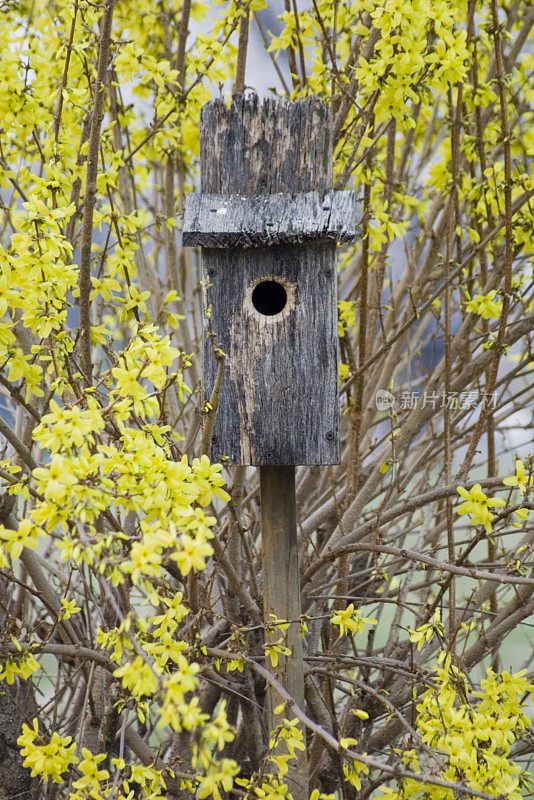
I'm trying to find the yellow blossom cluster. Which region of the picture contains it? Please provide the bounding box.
[379,657,534,800]
[456,483,506,533]
[331,603,378,638]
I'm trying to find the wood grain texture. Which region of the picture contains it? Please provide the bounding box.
[200,94,332,196]
[200,93,339,466]
[183,190,356,248]
[205,242,339,465]
[260,466,308,798]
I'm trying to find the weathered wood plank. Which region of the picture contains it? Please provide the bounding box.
[183,190,356,248]
[200,94,332,196]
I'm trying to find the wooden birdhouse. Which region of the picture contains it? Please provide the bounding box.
[183,94,355,466]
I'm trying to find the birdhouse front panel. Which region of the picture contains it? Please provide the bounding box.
[203,241,339,466]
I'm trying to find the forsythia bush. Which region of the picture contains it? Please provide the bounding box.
[0,0,533,798]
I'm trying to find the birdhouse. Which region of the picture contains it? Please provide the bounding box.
[183,95,355,466]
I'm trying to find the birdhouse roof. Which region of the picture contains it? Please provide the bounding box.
[182,190,356,249]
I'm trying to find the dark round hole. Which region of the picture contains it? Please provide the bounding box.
[251,280,287,316]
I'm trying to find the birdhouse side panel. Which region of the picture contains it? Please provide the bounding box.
[203,242,339,466]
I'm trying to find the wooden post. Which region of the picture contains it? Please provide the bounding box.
[260,465,308,795]
[183,94,354,799]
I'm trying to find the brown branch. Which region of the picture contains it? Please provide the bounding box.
[19,549,80,648]
[293,1,307,85]
[301,476,512,586]
[200,353,225,457]
[445,81,463,652]
[340,187,534,395]
[1,641,114,671]
[284,0,299,88]
[210,534,262,625]
[308,539,534,588]
[53,0,79,143]
[467,0,500,668]
[346,146,371,497]
[254,11,290,94]
[176,0,191,90]
[0,415,38,471]
[78,0,116,383]
[234,3,250,93]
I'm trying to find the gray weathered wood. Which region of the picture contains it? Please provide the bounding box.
[260,466,308,798]
[199,94,340,466]
[183,190,356,248]
[200,94,332,196]
[204,242,338,465]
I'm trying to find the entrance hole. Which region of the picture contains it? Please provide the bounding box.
[251,280,287,316]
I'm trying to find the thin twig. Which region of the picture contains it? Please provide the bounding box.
[200,352,225,457]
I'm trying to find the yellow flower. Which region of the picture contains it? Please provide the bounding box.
[1,652,40,684]
[503,460,534,496]
[73,748,110,790]
[144,632,188,667]
[124,539,163,584]
[456,484,506,533]
[191,455,231,506]
[331,603,377,638]
[465,290,502,320]
[171,532,213,576]
[0,518,44,560]
[114,655,159,698]
[32,456,77,502]
[513,507,530,528]
[263,638,292,667]
[60,598,81,620]
[338,300,356,337]
[409,609,444,650]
